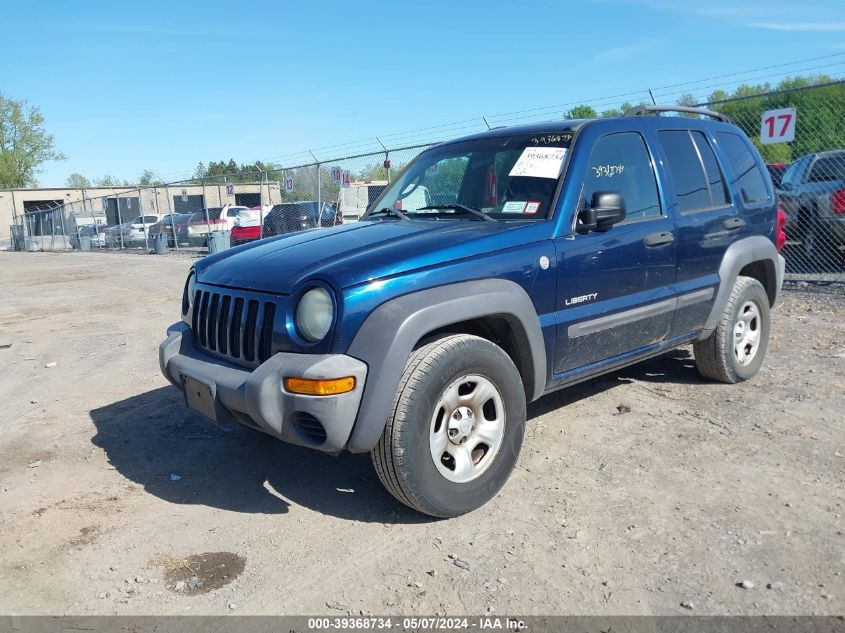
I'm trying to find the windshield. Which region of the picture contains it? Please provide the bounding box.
[367,132,573,220]
[190,208,223,222]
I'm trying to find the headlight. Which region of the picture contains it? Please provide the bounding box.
[183,271,196,315]
[296,287,333,341]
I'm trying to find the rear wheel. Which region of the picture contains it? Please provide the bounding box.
[803,217,838,270]
[693,276,770,383]
[371,334,526,518]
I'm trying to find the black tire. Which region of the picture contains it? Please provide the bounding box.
[804,218,838,271]
[371,334,526,518]
[693,276,770,383]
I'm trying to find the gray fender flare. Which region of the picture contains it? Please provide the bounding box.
[344,278,546,452]
[699,235,784,339]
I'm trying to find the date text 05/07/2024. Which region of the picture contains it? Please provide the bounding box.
[305,616,528,630]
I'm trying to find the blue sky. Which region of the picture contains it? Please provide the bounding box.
[2,0,844,187]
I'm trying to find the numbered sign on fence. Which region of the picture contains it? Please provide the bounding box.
[284,177,294,193]
[331,167,343,184]
[341,170,351,188]
[760,108,796,144]
[181,188,188,202]
[225,183,235,195]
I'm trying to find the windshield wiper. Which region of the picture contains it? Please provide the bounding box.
[367,207,408,221]
[417,204,497,222]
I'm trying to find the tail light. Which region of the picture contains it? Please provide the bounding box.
[832,188,845,215]
[776,202,787,252]
[486,170,497,206]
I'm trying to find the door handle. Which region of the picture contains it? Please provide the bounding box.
[644,231,675,247]
[723,217,746,230]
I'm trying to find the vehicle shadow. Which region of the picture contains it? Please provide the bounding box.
[90,350,704,521]
[528,347,702,419]
[89,387,419,523]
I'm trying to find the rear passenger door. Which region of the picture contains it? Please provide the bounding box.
[655,128,738,337]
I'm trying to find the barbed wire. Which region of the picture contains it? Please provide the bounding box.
[78,55,845,187]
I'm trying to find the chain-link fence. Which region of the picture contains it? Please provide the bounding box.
[700,81,845,282]
[7,144,435,257]
[8,82,845,284]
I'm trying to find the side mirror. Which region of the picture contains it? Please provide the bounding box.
[577,191,627,233]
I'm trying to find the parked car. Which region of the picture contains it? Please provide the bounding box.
[767,162,790,189]
[777,149,845,264]
[230,206,272,246]
[122,214,162,246]
[187,205,249,245]
[103,222,131,248]
[161,105,784,517]
[150,213,192,247]
[260,201,340,237]
[70,224,106,249]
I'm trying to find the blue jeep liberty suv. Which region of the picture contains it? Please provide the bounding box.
[160,105,785,517]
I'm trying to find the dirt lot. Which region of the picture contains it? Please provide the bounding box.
[0,251,843,616]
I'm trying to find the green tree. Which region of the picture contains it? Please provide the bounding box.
[600,107,623,118]
[197,158,270,184]
[356,160,406,182]
[137,169,162,186]
[708,89,730,103]
[65,172,91,188]
[0,92,66,187]
[565,105,598,119]
[600,101,638,118]
[93,174,129,187]
[710,74,844,163]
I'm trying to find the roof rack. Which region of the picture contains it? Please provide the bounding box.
[624,104,731,123]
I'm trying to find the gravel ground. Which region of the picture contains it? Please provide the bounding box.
[0,251,843,616]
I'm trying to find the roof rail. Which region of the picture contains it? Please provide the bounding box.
[624,104,731,123]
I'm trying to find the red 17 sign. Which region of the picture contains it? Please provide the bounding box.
[760,108,796,145]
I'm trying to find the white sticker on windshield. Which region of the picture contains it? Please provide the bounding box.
[502,201,526,214]
[509,147,567,179]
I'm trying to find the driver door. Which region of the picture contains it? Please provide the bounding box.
[554,130,677,376]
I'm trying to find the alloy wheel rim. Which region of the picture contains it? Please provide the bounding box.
[429,374,505,483]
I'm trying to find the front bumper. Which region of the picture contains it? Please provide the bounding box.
[159,321,367,452]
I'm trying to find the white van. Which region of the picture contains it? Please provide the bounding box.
[338,181,387,223]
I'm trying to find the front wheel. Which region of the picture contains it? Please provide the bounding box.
[371,334,526,518]
[693,276,770,383]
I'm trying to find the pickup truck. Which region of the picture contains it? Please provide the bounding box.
[187,205,249,245]
[776,149,845,267]
[160,105,785,517]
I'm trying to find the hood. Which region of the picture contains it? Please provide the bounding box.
[195,219,548,294]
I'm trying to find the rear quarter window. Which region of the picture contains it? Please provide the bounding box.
[715,132,771,206]
[192,209,222,220]
[807,156,845,183]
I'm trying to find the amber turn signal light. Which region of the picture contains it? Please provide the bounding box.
[284,376,356,396]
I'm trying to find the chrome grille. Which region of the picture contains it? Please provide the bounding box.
[191,288,277,365]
